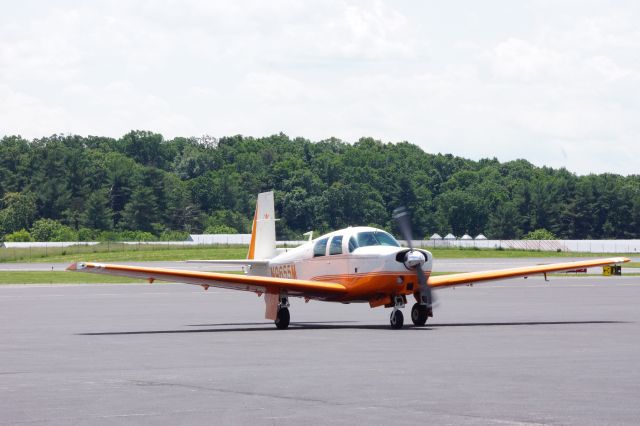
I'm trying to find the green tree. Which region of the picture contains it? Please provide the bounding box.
[30,218,78,241]
[120,187,159,232]
[81,189,113,230]
[117,131,171,169]
[1,131,640,240]
[435,190,488,236]
[523,228,557,240]
[0,192,37,235]
[205,224,238,234]
[4,229,32,242]
[486,201,523,239]
[77,228,97,241]
[0,136,31,194]
[28,137,72,220]
[204,210,250,233]
[165,176,201,232]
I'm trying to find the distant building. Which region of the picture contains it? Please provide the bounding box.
[444,233,456,240]
[429,233,442,240]
[475,234,487,240]
[189,234,252,244]
[461,234,472,240]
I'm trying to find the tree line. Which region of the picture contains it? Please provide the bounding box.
[0,131,638,242]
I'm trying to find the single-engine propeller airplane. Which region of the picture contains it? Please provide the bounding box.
[68,191,630,329]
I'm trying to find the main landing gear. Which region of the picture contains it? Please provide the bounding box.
[411,303,430,326]
[275,296,290,330]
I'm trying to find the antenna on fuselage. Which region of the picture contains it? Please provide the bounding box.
[303,231,313,242]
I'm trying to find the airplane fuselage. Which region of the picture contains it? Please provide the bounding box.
[256,226,433,305]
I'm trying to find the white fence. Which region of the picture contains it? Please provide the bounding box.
[0,235,305,249]
[188,234,252,245]
[408,239,640,253]
[3,237,640,253]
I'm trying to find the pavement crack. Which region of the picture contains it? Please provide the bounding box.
[130,379,337,405]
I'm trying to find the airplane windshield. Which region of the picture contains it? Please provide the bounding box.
[354,231,400,248]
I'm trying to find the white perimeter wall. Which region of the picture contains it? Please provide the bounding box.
[3,236,640,253]
[407,239,640,254]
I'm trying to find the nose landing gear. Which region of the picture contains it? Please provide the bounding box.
[390,309,404,329]
[275,296,290,329]
[389,295,405,329]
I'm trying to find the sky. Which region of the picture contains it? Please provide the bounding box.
[1,0,639,175]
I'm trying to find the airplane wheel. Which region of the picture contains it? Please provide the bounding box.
[275,307,290,330]
[390,309,404,329]
[411,303,428,326]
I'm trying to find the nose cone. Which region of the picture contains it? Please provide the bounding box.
[380,248,433,273]
[404,250,425,268]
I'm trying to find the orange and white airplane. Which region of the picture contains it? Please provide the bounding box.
[67,191,630,329]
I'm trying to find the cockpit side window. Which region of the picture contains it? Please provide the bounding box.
[348,236,358,253]
[329,235,343,255]
[313,238,329,257]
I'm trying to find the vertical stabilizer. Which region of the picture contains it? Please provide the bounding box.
[247,191,277,260]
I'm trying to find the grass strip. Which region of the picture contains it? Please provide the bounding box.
[0,245,248,263]
[1,244,635,264]
[0,272,146,284]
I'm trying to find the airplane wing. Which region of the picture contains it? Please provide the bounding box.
[428,257,630,288]
[66,262,347,299]
[185,259,269,266]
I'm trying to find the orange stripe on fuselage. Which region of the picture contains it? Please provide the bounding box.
[311,271,430,299]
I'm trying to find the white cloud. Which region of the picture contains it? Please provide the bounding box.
[487,38,567,80]
[0,85,71,136]
[587,56,640,81]
[1,1,639,175]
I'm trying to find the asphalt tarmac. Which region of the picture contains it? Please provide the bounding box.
[1,275,639,425]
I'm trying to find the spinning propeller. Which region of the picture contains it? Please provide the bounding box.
[393,207,435,309]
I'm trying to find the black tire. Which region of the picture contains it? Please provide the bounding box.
[275,307,290,329]
[390,309,404,329]
[411,303,428,326]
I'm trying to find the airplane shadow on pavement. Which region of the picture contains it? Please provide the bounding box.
[77,320,627,335]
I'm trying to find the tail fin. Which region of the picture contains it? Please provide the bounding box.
[247,191,277,260]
